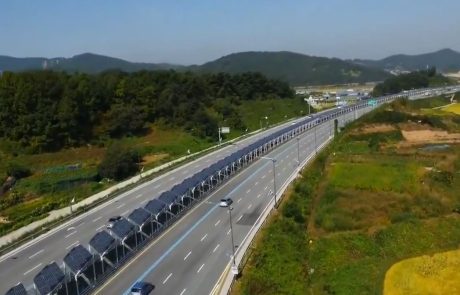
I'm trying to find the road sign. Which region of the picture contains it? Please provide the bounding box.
[220,127,230,134]
[368,99,377,106]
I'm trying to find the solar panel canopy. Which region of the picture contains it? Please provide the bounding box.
[110,218,134,239]
[144,199,165,215]
[33,262,65,295]
[63,244,93,273]
[128,208,151,226]
[5,284,27,295]
[89,230,116,255]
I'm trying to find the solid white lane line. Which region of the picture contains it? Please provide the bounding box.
[65,231,77,239]
[135,194,143,199]
[93,216,102,222]
[184,251,192,261]
[236,215,243,222]
[214,220,221,227]
[227,229,231,235]
[163,273,172,284]
[213,244,220,253]
[200,234,208,242]
[247,204,252,210]
[237,198,242,203]
[116,203,125,209]
[121,210,129,216]
[24,263,42,276]
[257,194,261,199]
[180,289,187,295]
[92,217,102,223]
[197,264,205,273]
[28,249,44,259]
[66,241,79,250]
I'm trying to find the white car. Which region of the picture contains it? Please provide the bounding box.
[219,198,233,207]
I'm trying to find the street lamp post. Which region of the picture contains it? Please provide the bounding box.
[228,206,238,275]
[296,137,300,166]
[314,123,318,154]
[259,116,268,130]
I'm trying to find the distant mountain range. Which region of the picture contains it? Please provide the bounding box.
[0,53,180,73]
[1,48,459,85]
[353,48,460,72]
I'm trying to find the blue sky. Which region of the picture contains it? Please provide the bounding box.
[1,0,459,64]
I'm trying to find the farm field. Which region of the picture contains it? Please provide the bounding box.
[383,249,460,295]
[233,96,460,295]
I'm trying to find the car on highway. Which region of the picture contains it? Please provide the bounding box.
[219,198,233,207]
[106,216,122,229]
[130,281,154,295]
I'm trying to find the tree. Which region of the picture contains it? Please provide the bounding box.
[97,145,140,181]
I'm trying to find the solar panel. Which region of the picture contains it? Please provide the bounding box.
[128,208,151,226]
[33,262,65,295]
[110,218,134,240]
[63,244,93,273]
[89,230,116,255]
[4,283,27,295]
[144,199,165,215]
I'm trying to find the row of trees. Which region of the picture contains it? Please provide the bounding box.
[372,67,449,96]
[0,70,293,152]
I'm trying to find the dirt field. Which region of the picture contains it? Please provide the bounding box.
[142,153,169,165]
[352,124,396,134]
[400,129,460,145]
[384,249,460,295]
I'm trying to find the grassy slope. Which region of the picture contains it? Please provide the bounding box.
[233,97,460,295]
[0,98,312,235]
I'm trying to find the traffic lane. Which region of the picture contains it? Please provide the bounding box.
[94,156,279,293]
[100,125,322,294]
[117,164,276,295]
[142,138,304,295]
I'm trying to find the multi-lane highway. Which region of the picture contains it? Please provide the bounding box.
[2,85,457,295]
[0,102,359,294]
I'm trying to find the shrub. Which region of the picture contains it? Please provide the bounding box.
[97,144,140,181]
[6,162,31,179]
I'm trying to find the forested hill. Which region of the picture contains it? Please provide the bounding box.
[1,51,390,85]
[0,53,181,73]
[0,70,293,152]
[354,48,460,72]
[195,51,390,85]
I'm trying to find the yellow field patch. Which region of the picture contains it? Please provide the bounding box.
[442,103,460,115]
[383,250,460,295]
